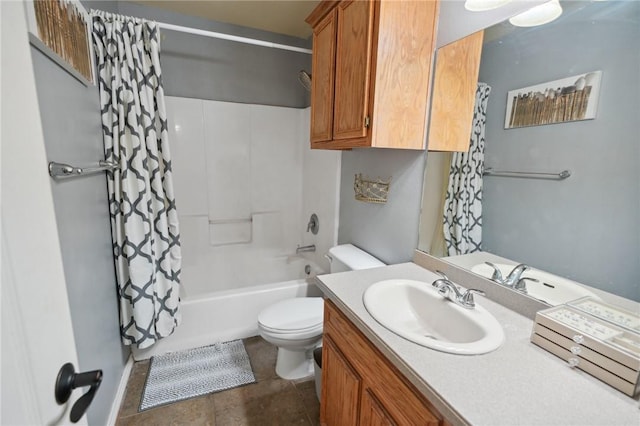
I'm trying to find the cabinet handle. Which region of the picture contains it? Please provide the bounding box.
[364,116,370,128]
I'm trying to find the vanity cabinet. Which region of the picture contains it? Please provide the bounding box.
[306,0,439,150]
[321,300,443,426]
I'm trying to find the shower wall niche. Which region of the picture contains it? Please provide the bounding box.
[166,97,340,298]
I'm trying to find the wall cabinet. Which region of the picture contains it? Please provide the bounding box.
[321,300,444,426]
[427,30,484,152]
[306,0,439,150]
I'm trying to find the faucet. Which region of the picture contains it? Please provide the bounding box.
[484,262,538,293]
[513,277,538,295]
[503,264,531,287]
[306,213,319,235]
[483,262,504,283]
[431,271,485,309]
[296,244,316,254]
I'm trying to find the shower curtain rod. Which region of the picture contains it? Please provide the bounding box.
[157,22,312,54]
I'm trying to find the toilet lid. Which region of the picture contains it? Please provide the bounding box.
[258,297,323,333]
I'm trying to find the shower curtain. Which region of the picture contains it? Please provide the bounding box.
[443,83,491,256]
[92,11,182,349]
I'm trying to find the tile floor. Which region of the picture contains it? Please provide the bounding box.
[116,336,320,425]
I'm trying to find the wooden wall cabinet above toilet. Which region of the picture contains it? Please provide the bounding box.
[305,0,439,150]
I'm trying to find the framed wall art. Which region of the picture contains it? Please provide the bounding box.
[24,0,95,85]
[505,71,602,129]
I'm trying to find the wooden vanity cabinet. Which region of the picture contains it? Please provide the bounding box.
[321,300,443,426]
[306,0,439,150]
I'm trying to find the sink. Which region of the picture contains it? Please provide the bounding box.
[363,279,504,355]
[470,263,600,306]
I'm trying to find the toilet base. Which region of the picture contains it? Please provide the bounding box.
[275,347,314,380]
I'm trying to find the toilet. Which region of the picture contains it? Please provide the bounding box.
[257,244,385,380]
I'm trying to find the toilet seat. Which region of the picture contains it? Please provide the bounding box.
[259,322,322,335]
[258,297,323,335]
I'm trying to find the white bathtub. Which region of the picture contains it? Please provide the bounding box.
[131,260,324,361]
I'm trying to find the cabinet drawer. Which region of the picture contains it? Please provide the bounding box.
[532,333,640,397]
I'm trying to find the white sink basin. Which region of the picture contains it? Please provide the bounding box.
[470,263,600,306]
[363,279,504,355]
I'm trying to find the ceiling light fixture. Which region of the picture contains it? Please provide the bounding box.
[509,0,563,27]
[464,0,512,12]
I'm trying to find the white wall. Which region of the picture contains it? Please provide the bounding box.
[1,2,82,423]
[167,98,340,297]
[300,107,342,271]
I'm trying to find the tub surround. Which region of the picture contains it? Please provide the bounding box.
[316,263,639,425]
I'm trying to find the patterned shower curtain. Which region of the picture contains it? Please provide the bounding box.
[92,11,182,349]
[443,83,491,256]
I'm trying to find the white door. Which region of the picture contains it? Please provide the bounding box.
[1,2,86,425]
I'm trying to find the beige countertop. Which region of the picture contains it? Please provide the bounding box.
[316,262,640,426]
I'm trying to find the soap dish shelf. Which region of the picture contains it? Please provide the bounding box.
[354,173,390,204]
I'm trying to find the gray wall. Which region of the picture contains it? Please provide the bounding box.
[116,2,311,107]
[436,0,546,47]
[478,2,640,300]
[338,149,425,265]
[335,1,543,265]
[31,47,126,425]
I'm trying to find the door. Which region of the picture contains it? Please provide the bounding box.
[333,0,375,140]
[359,389,397,426]
[1,2,85,425]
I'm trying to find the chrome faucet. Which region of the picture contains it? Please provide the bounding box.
[431,271,485,309]
[484,262,504,283]
[306,213,319,235]
[513,277,538,295]
[503,264,531,287]
[296,244,316,254]
[484,262,538,293]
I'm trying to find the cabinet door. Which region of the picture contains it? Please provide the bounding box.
[333,0,374,140]
[310,9,337,144]
[428,30,484,151]
[321,336,362,426]
[359,389,397,426]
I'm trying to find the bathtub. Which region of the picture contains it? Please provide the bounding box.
[130,258,325,361]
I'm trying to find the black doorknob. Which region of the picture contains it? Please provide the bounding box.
[55,363,103,423]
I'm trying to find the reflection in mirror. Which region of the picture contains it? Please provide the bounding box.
[419,1,639,304]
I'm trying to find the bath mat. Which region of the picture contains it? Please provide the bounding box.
[139,340,256,411]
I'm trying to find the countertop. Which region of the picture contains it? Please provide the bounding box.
[316,262,640,426]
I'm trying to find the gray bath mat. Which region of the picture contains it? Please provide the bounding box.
[139,340,256,411]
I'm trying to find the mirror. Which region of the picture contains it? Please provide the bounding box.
[419,1,639,304]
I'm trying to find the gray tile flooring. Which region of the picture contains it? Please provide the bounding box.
[116,336,320,425]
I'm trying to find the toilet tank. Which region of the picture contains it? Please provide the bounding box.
[327,244,385,273]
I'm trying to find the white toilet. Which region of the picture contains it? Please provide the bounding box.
[257,244,385,380]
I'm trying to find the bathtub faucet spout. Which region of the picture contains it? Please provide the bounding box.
[296,244,316,254]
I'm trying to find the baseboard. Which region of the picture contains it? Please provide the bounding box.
[106,355,134,426]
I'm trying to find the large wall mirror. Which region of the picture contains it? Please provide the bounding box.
[419,1,639,305]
